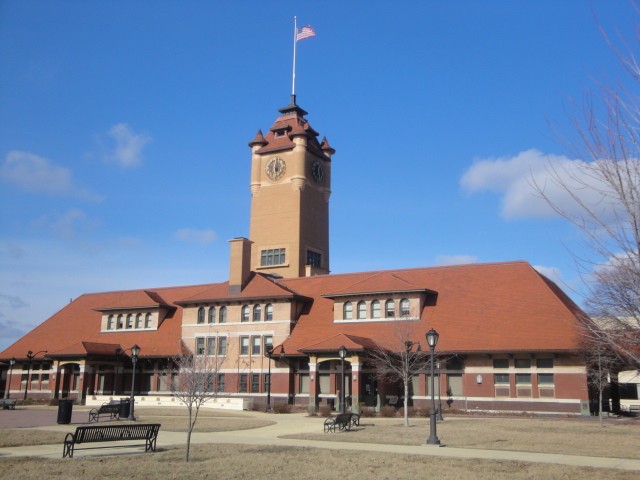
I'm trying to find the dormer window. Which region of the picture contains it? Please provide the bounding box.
[343,302,353,320]
[400,298,410,317]
[357,301,366,319]
[197,307,205,325]
[371,300,381,319]
[385,300,395,318]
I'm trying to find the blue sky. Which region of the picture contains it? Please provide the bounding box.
[0,1,635,351]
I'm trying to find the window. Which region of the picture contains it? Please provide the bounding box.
[145,313,152,328]
[239,374,248,393]
[219,306,227,323]
[241,305,250,322]
[265,304,273,321]
[538,373,554,385]
[107,315,114,330]
[208,307,215,324]
[494,373,510,384]
[135,313,142,329]
[240,336,249,355]
[217,337,227,356]
[493,358,509,369]
[252,336,261,355]
[117,314,124,329]
[264,335,273,352]
[515,359,531,369]
[385,300,395,318]
[371,300,380,319]
[536,358,553,369]
[251,373,260,393]
[260,248,286,266]
[306,250,322,267]
[207,337,216,356]
[343,302,353,320]
[217,373,225,392]
[400,298,410,317]
[196,338,205,355]
[447,374,463,396]
[253,305,261,322]
[299,374,310,394]
[197,307,205,324]
[126,314,133,329]
[515,373,532,385]
[357,301,366,319]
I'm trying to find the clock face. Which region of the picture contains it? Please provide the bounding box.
[266,157,286,181]
[311,160,324,183]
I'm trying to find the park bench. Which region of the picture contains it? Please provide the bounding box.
[88,401,122,423]
[324,413,356,433]
[0,398,17,410]
[629,405,640,414]
[62,423,161,458]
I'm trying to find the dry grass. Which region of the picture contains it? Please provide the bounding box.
[0,429,63,448]
[1,444,639,480]
[285,416,640,459]
[132,408,275,432]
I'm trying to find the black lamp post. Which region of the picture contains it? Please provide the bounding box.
[5,358,15,399]
[425,329,440,445]
[338,346,347,414]
[265,346,274,411]
[436,360,444,421]
[24,350,47,400]
[128,344,140,421]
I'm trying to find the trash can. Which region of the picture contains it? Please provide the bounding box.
[57,399,74,424]
[119,398,130,419]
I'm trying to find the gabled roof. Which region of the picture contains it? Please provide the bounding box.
[48,341,122,357]
[322,271,436,298]
[94,290,174,311]
[299,333,378,354]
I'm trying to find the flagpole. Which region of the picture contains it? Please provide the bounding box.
[292,16,297,97]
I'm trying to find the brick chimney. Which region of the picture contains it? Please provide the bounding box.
[228,237,253,294]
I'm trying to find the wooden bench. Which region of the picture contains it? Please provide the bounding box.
[88,401,122,423]
[0,399,17,410]
[62,423,161,458]
[324,413,355,433]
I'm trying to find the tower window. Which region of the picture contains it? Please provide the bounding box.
[306,250,322,268]
[219,306,227,323]
[261,248,286,266]
[253,305,262,322]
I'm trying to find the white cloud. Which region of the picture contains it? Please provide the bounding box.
[0,150,101,200]
[435,254,478,266]
[460,149,619,220]
[533,265,563,283]
[33,208,101,240]
[106,123,152,167]
[174,228,217,245]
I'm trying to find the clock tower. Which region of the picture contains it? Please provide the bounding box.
[246,96,334,279]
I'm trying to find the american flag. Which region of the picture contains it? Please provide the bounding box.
[296,25,316,42]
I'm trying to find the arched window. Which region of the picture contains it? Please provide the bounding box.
[253,305,261,322]
[107,315,114,330]
[265,304,273,321]
[145,313,152,328]
[371,300,381,319]
[385,300,395,318]
[241,305,250,322]
[219,306,227,323]
[357,301,366,319]
[400,298,410,317]
[197,307,205,324]
[117,314,124,329]
[135,313,142,329]
[208,307,215,324]
[126,314,133,329]
[343,301,353,320]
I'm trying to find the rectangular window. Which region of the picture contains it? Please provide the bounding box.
[515,359,531,369]
[264,335,273,353]
[426,374,441,396]
[494,373,510,384]
[515,373,532,385]
[318,374,330,394]
[217,373,225,392]
[251,373,260,393]
[447,374,463,396]
[299,373,309,394]
[493,358,509,369]
[538,373,554,385]
[240,336,249,355]
[217,337,227,356]
[252,336,261,355]
[260,248,286,266]
[306,250,322,267]
[207,337,216,356]
[536,358,554,369]
[239,374,248,393]
[196,337,205,355]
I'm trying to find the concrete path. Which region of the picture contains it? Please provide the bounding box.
[1,407,639,472]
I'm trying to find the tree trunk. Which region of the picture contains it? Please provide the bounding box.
[403,378,409,427]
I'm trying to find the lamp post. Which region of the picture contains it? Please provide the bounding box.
[265,346,274,411]
[128,344,140,421]
[436,360,444,421]
[24,350,47,400]
[425,329,440,445]
[5,358,15,399]
[338,346,347,414]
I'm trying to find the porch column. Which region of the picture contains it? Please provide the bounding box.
[351,359,361,413]
[308,359,318,414]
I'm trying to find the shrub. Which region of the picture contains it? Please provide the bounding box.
[273,403,292,414]
[359,407,376,417]
[380,405,396,417]
[398,407,418,418]
[318,405,333,417]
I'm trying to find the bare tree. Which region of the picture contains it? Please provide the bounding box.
[367,321,430,427]
[533,13,640,368]
[583,341,619,427]
[169,342,225,462]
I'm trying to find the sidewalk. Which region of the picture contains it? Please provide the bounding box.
[1,408,639,472]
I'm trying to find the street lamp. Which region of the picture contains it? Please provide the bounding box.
[24,350,47,400]
[425,329,440,445]
[338,346,347,414]
[4,358,15,399]
[128,344,141,421]
[265,346,274,411]
[436,360,444,421]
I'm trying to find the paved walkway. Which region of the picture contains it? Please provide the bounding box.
[1,407,639,472]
